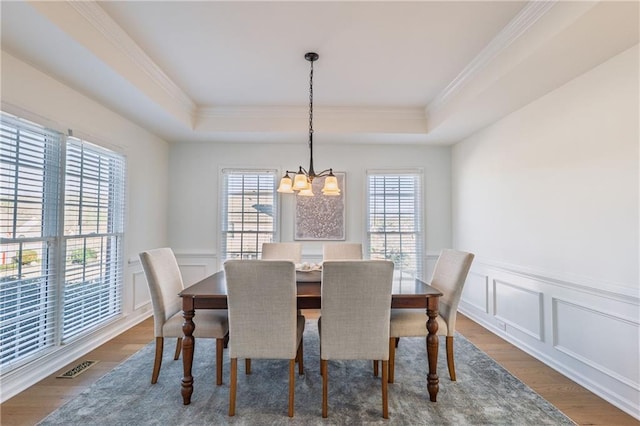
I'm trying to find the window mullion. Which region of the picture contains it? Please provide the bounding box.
[10,128,21,240]
[51,134,66,348]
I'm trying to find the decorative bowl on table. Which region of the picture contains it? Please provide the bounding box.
[295,263,322,282]
[295,262,322,272]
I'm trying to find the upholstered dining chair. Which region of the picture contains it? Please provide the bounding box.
[388,249,474,383]
[139,248,229,385]
[319,260,395,418]
[224,260,305,417]
[322,243,363,261]
[261,242,302,263]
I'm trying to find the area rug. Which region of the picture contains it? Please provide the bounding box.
[38,320,575,425]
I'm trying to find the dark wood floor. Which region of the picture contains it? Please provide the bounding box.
[1,312,637,425]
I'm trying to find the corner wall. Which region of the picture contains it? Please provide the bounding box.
[452,45,639,418]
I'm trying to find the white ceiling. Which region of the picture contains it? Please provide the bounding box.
[1,1,638,145]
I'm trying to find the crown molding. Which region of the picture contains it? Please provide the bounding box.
[198,106,307,120]
[197,105,426,121]
[427,0,557,114]
[67,1,196,114]
[195,105,427,136]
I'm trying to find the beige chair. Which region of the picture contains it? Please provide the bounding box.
[139,248,229,385]
[319,260,395,419]
[388,249,474,383]
[322,243,363,260]
[261,242,302,263]
[224,260,305,417]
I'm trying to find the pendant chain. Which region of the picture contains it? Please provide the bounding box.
[308,60,314,149]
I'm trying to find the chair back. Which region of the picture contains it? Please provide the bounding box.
[322,243,363,260]
[261,242,302,263]
[139,248,184,337]
[430,249,475,334]
[320,260,394,360]
[224,260,299,359]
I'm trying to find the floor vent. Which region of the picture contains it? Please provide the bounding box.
[57,360,99,379]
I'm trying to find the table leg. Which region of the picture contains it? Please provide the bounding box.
[426,296,440,402]
[181,306,195,405]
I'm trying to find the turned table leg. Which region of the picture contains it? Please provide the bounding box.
[426,296,440,402]
[181,303,195,405]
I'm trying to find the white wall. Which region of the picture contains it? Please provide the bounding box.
[452,45,639,418]
[0,51,170,401]
[168,142,452,281]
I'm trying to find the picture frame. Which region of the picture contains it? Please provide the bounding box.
[294,172,345,240]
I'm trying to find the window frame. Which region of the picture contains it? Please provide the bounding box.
[219,168,279,264]
[61,137,125,342]
[0,112,62,370]
[365,169,425,280]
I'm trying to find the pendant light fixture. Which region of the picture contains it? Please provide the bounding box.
[277,52,340,196]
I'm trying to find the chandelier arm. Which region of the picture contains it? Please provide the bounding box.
[314,169,335,177]
[285,167,309,176]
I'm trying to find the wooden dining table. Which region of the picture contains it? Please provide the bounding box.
[179,270,443,405]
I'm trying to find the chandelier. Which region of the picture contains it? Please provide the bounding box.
[277,52,340,196]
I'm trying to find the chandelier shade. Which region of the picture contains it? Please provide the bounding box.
[277,52,339,196]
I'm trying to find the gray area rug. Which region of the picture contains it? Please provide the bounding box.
[39,320,575,425]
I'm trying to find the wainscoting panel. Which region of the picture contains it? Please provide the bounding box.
[553,297,640,389]
[132,270,150,311]
[461,271,489,313]
[493,279,543,341]
[459,259,640,420]
[174,251,218,286]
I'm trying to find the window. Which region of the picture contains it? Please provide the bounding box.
[367,171,423,278]
[0,111,126,371]
[220,169,277,261]
[61,138,125,341]
[1,113,62,367]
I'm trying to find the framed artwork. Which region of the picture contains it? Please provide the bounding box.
[294,172,345,240]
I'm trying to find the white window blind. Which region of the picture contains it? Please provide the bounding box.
[0,113,61,368]
[221,169,277,260]
[1,110,127,372]
[62,137,125,341]
[367,172,423,279]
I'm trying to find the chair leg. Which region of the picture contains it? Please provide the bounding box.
[373,360,379,377]
[229,358,237,416]
[321,359,328,418]
[245,358,251,375]
[151,337,163,384]
[216,338,224,385]
[382,360,389,419]
[296,339,304,375]
[446,335,456,381]
[388,337,396,383]
[288,359,295,417]
[173,337,182,360]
